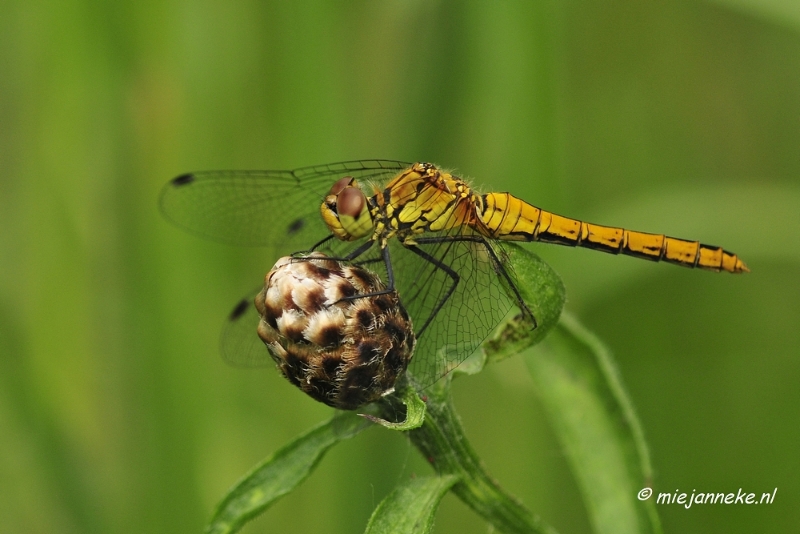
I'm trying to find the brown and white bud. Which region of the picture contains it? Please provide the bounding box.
[255,252,415,410]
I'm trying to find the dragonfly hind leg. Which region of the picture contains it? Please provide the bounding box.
[403,243,462,338]
[412,235,538,330]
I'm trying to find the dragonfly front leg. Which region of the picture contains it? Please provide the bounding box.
[309,234,335,252]
[336,244,400,303]
[290,234,336,257]
[289,238,396,304]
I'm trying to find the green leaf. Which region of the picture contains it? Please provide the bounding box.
[364,475,459,534]
[481,242,660,533]
[524,313,662,534]
[363,381,426,431]
[484,242,566,364]
[205,411,373,534]
[384,243,565,534]
[402,383,560,534]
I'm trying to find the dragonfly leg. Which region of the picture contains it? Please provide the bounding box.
[414,235,537,329]
[290,234,336,260]
[336,245,398,303]
[294,239,394,304]
[293,238,394,304]
[292,238,398,305]
[308,234,335,251]
[343,239,379,262]
[403,243,460,338]
[353,257,384,267]
[291,236,372,262]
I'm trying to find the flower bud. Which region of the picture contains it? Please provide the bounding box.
[255,253,415,410]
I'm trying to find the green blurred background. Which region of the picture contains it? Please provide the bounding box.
[2,1,798,532]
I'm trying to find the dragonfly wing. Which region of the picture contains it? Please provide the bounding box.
[382,233,516,387]
[159,160,411,248]
[214,228,519,380]
[220,289,274,368]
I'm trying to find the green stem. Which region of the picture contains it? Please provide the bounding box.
[372,243,565,533]
[380,385,558,534]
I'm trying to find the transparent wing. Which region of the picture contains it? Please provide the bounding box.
[401,235,518,387]
[355,232,519,388]
[218,231,521,383]
[159,160,411,248]
[220,289,272,368]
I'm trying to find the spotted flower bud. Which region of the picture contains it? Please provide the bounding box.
[255,252,415,410]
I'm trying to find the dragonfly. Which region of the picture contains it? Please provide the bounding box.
[160,160,748,390]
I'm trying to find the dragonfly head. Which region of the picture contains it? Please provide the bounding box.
[320,176,374,241]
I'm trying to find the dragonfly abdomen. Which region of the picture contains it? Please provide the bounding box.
[479,192,748,273]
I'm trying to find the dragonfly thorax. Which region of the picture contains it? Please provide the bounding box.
[372,162,483,241]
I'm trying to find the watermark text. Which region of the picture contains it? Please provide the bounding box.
[637,487,777,509]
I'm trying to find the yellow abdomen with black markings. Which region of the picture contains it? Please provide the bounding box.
[477,192,748,273]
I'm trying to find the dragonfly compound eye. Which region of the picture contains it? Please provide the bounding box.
[336,186,366,218]
[328,176,354,196]
[254,252,416,410]
[320,180,373,241]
